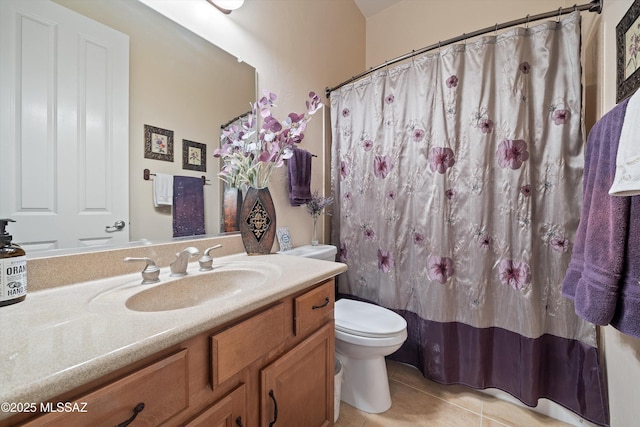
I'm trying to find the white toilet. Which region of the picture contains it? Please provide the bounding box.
[334,299,407,413]
[277,244,338,261]
[280,244,408,414]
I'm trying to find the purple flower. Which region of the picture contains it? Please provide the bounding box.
[498,259,531,290]
[446,75,458,88]
[413,232,425,245]
[413,128,425,142]
[427,256,455,284]
[479,234,493,251]
[428,147,456,174]
[378,249,394,273]
[339,243,348,262]
[519,61,531,74]
[497,139,530,170]
[340,160,350,179]
[344,191,352,201]
[385,94,395,104]
[551,236,570,253]
[363,139,374,151]
[364,227,375,240]
[552,109,570,125]
[374,155,394,179]
[342,108,350,118]
[520,185,531,197]
[478,118,494,134]
[445,188,456,200]
[387,191,396,200]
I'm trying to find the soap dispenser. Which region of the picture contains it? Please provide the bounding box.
[0,219,27,306]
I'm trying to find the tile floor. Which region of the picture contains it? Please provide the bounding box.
[334,360,572,427]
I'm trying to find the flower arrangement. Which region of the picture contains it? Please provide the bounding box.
[305,190,334,219]
[305,190,334,246]
[214,90,322,189]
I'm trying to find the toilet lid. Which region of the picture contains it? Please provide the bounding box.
[335,299,407,338]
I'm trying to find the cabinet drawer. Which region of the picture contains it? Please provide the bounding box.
[24,349,188,427]
[294,280,334,336]
[211,303,285,386]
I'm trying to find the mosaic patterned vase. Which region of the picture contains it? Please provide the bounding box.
[222,186,242,233]
[239,187,276,255]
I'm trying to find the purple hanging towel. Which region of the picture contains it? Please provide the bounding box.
[173,176,205,238]
[287,146,313,206]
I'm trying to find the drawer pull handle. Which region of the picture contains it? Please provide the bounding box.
[268,389,278,426]
[312,297,330,310]
[115,402,145,427]
[236,416,243,427]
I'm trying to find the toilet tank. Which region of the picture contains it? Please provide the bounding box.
[278,244,337,262]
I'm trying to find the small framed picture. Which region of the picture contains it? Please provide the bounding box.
[144,125,174,162]
[182,139,207,172]
[277,227,293,251]
[617,1,640,102]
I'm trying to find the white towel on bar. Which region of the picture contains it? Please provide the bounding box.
[153,173,174,207]
[609,90,640,196]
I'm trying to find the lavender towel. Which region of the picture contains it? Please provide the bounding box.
[562,97,640,338]
[287,147,313,206]
[172,176,205,238]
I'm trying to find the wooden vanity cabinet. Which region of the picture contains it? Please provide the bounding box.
[7,278,335,427]
[261,323,334,427]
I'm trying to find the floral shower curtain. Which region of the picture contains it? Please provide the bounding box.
[330,12,608,426]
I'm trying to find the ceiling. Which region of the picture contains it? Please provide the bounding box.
[354,0,402,18]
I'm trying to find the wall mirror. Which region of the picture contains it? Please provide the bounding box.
[1,0,256,255]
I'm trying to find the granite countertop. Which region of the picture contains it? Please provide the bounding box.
[0,252,347,417]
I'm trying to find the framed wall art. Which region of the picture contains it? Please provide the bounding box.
[182,139,207,172]
[617,1,640,102]
[144,124,174,162]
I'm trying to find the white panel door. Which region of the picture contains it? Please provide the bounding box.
[0,0,129,252]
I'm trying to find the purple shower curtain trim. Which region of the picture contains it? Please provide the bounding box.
[391,309,609,426]
[338,295,609,426]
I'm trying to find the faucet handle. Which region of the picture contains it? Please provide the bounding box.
[124,257,160,284]
[175,246,200,258]
[199,244,222,271]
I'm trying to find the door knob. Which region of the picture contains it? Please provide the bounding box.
[105,220,126,232]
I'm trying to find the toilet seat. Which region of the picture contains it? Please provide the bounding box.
[335,299,407,338]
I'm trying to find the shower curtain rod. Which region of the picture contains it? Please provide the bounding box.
[325,0,602,98]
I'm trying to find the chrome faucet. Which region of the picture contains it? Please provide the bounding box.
[170,246,200,276]
[124,257,160,284]
[198,244,222,271]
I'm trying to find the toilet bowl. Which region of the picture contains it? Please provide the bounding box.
[334,298,407,413]
[278,244,407,413]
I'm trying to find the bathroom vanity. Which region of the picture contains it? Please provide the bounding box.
[0,249,346,426]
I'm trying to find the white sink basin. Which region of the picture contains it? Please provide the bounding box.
[126,269,268,312]
[88,261,281,313]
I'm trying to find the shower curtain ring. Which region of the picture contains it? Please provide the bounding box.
[557,7,562,22]
[525,14,530,28]
[494,23,498,36]
[574,4,578,12]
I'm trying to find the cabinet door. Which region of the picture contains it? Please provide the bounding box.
[261,322,334,427]
[185,384,246,427]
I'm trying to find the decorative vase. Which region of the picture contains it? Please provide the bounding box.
[311,215,319,246]
[222,186,242,233]
[239,187,276,255]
